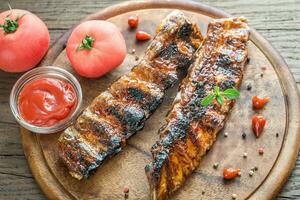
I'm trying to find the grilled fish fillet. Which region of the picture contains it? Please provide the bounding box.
[145,17,250,200]
[58,10,204,180]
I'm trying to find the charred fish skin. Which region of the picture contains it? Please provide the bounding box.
[58,10,204,180]
[146,17,250,200]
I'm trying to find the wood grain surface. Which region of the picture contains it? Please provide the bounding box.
[0,0,299,199]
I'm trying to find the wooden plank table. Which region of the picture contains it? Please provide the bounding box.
[0,0,299,199]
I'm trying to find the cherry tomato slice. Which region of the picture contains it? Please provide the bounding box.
[136,31,151,41]
[128,15,139,28]
[252,115,266,138]
[223,168,240,180]
[252,96,269,109]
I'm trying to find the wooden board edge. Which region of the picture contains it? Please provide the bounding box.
[21,131,74,200]
[20,1,300,199]
[247,29,300,200]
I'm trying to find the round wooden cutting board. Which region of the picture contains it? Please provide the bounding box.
[21,1,300,200]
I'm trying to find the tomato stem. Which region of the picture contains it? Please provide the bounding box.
[77,35,94,51]
[0,17,18,33]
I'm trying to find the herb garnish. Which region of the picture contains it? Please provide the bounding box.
[77,35,94,51]
[200,86,240,106]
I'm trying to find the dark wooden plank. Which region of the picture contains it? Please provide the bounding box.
[0,173,47,200]
[0,0,299,30]
[0,123,23,156]
[277,155,300,199]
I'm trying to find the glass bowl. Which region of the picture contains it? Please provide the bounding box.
[10,66,82,134]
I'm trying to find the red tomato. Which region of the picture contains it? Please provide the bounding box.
[128,15,139,28]
[136,31,151,41]
[223,168,240,180]
[252,115,266,137]
[252,96,269,109]
[66,20,127,78]
[0,9,50,72]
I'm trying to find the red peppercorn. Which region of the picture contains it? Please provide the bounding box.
[258,147,264,155]
[252,115,266,138]
[128,15,139,28]
[252,96,269,109]
[123,186,129,193]
[223,168,241,180]
[136,31,151,41]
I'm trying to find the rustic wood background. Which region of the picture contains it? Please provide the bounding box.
[0,0,299,199]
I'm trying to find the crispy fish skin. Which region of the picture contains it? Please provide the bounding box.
[58,10,204,180]
[145,17,250,200]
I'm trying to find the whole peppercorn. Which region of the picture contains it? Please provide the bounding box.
[232,193,237,199]
[246,84,252,91]
[123,186,129,199]
[258,147,264,155]
[213,162,219,169]
[242,132,246,139]
[249,170,254,177]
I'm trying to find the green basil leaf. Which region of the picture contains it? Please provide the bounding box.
[201,93,215,106]
[214,86,220,95]
[222,88,240,100]
[216,95,224,105]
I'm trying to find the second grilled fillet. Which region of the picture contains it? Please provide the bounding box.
[58,10,204,180]
[145,17,250,200]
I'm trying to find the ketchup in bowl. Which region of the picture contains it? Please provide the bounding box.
[10,66,82,134]
[18,77,77,127]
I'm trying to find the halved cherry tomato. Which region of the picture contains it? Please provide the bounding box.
[252,115,266,138]
[128,15,139,28]
[136,31,151,41]
[252,96,269,109]
[66,20,126,78]
[223,168,240,180]
[0,9,50,72]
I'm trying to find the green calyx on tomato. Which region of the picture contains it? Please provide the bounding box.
[0,15,23,33]
[77,35,94,51]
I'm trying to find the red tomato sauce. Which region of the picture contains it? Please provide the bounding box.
[18,77,77,127]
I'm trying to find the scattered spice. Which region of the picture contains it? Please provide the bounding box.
[136,31,151,41]
[276,133,279,138]
[135,56,139,61]
[243,152,247,159]
[252,96,269,109]
[232,193,237,199]
[261,65,267,70]
[238,171,242,177]
[123,186,129,199]
[258,147,264,155]
[252,115,266,138]
[254,166,258,171]
[123,186,129,193]
[246,57,250,64]
[213,162,219,169]
[124,193,129,199]
[202,191,205,195]
[242,132,246,139]
[224,132,228,137]
[260,73,264,78]
[223,168,240,180]
[128,15,139,28]
[246,84,252,91]
[249,170,254,177]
